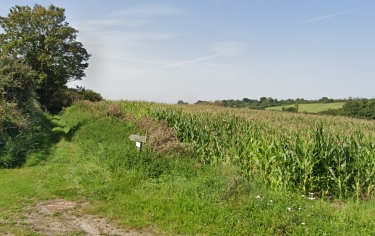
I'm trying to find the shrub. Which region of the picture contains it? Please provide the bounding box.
[0,56,39,109]
[0,99,47,167]
[281,107,297,113]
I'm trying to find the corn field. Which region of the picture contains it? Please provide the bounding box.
[77,100,375,200]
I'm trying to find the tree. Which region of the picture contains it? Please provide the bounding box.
[242,98,250,103]
[177,100,188,105]
[73,86,103,102]
[282,107,297,113]
[342,100,362,117]
[0,4,91,112]
[0,56,38,108]
[259,97,267,103]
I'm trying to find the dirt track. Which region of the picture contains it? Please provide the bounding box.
[6,199,154,236]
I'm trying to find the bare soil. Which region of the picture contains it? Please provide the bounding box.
[6,199,155,236]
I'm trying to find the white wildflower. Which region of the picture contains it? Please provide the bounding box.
[301,222,305,226]
[256,195,261,199]
[287,207,292,211]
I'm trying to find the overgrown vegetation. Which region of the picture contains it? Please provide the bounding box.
[3,101,375,235]
[0,98,50,168]
[0,56,50,168]
[0,56,100,168]
[0,3,103,168]
[0,56,39,108]
[0,4,91,113]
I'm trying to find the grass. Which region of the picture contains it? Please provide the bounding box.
[265,102,345,113]
[1,102,375,235]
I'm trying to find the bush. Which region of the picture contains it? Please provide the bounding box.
[0,99,48,167]
[319,108,344,116]
[0,56,39,109]
[281,107,297,113]
[72,86,103,102]
[42,86,102,114]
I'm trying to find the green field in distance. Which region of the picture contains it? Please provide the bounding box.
[265,102,345,113]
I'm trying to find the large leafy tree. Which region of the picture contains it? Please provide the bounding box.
[0,4,90,112]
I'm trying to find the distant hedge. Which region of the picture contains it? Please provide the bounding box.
[320,99,375,120]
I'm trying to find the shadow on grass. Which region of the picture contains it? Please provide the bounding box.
[0,110,83,168]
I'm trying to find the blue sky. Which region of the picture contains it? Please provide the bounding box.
[1,1,374,103]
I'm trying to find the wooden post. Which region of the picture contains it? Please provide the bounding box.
[129,134,147,153]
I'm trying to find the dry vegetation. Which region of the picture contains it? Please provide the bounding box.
[136,117,193,155]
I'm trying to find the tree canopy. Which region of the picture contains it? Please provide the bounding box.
[0,4,91,112]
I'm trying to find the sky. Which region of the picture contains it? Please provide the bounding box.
[0,0,374,103]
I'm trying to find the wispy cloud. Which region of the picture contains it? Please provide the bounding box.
[112,31,181,41]
[311,36,335,42]
[79,30,181,47]
[306,10,353,22]
[78,4,182,30]
[306,5,373,23]
[210,41,248,57]
[80,19,149,29]
[162,54,222,68]
[111,4,182,18]
[159,41,248,68]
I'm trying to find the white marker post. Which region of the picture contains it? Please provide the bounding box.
[129,135,147,153]
[136,141,142,152]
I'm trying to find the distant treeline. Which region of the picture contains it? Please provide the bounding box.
[193,96,345,109]
[321,99,375,120]
[178,97,375,120]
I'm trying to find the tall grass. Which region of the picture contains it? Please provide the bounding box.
[0,100,50,167]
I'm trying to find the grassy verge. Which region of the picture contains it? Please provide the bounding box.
[1,103,375,235]
[265,103,345,113]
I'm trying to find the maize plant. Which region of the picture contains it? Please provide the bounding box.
[96,101,375,199]
[152,104,375,199]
